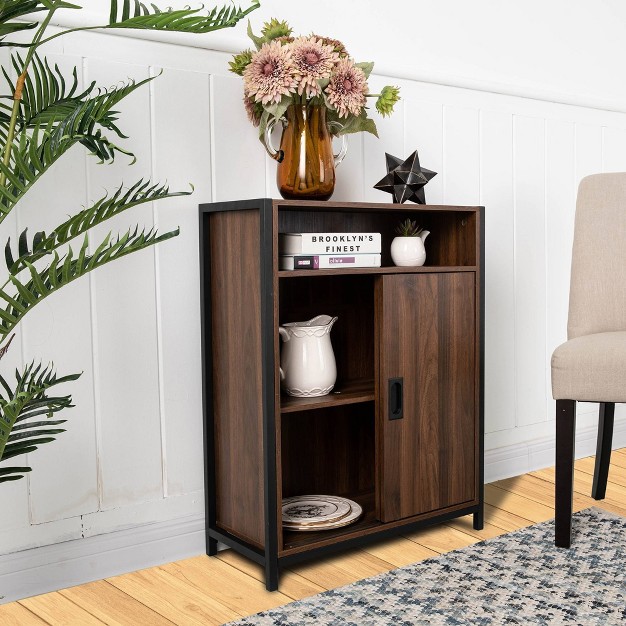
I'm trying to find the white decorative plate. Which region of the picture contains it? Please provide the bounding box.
[282,495,363,531]
[282,496,350,525]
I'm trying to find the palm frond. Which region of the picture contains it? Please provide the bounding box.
[0,466,31,482]
[0,362,79,482]
[107,0,260,33]
[0,0,46,42]
[1,53,127,138]
[0,226,178,341]
[4,179,190,273]
[1,53,90,127]
[0,0,81,46]
[0,75,152,221]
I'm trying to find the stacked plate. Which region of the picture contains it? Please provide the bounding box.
[282,495,362,532]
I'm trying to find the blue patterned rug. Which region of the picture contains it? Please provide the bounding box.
[229,508,626,625]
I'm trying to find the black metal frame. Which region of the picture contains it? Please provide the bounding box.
[474,204,486,531]
[199,199,486,591]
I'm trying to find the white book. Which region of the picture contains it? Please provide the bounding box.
[279,232,381,255]
[280,253,382,271]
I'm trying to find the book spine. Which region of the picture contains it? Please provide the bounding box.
[280,254,381,270]
[279,233,381,254]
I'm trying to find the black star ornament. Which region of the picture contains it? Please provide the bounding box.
[374,151,437,204]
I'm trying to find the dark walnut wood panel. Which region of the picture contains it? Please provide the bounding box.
[280,378,374,413]
[375,272,476,523]
[280,404,375,504]
[209,209,265,548]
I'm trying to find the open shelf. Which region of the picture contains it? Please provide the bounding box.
[281,379,375,414]
[281,490,380,554]
[279,265,477,278]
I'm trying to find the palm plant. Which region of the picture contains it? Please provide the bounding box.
[0,0,260,483]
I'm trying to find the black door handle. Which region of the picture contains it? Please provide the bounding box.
[388,377,403,420]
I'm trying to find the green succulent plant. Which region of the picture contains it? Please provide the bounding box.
[0,0,260,484]
[260,17,291,41]
[376,85,401,118]
[395,218,424,237]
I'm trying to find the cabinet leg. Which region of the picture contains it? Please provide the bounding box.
[473,505,484,530]
[207,536,218,556]
[265,557,279,592]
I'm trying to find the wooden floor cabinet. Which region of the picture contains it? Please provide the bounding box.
[199,199,484,591]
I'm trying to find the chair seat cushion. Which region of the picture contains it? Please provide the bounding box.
[551,331,626,402]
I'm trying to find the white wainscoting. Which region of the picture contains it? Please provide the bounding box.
[1,23,626,597]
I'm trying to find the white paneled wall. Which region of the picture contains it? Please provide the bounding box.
[2,24,626,562]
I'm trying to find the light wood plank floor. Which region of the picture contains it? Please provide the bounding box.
[3,449,626,625]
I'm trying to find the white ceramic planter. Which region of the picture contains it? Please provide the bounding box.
[279,315,338,397]
[390,231,430,267]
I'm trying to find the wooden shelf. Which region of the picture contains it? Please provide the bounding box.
[280,379,374,414]
[279,265,476,278]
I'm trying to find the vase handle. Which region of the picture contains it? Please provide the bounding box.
[328,121,348,167]
[263,117,284,163]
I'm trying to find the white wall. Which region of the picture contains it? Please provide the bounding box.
[2,0,626,576]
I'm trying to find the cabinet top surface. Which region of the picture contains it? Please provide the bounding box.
[199,198,483,214]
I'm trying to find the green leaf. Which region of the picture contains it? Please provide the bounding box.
[246,18,265,50]
[0,226,179,342]
[0,74,153,221]
[0,1,46,44]
[0,466,31,483]
[334,111,379,137]
[108,1,260,34]
[355,61,374,79]
[5,179,189,275]
[325,107,379,138]
[316,76,330,91]
[0,362,79,481]
[265,94,291,121]
[0,53,100,131]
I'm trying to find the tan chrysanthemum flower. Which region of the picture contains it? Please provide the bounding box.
[325,58,368,118]
[310,34,349,58]
[290,36,339,97]
[244,41,298,105]
[243,92,262,127]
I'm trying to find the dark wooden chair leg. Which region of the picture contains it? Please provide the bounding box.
[555,399,576,548]
[591,402,615,500]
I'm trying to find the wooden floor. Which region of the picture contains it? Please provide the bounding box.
[2,449,626,625]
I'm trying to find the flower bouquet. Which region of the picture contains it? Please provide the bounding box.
[230,18,400,199]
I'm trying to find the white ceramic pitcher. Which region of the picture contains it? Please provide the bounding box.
[279,315,338,397]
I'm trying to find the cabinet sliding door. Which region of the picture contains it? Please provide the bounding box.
[375,273,477,523]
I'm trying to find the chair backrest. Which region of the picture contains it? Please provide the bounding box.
[568,173,626,339]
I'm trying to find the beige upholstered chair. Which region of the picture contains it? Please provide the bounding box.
[552,172,626,547]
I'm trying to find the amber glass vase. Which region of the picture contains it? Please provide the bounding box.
[264,103,347,201]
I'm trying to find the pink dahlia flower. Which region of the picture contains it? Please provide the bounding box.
[244,41,298,105]
[243,92,262,127]
[325,58,367,118]
[290,36,339,97]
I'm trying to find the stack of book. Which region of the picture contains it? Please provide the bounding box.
[279,232,382,270]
